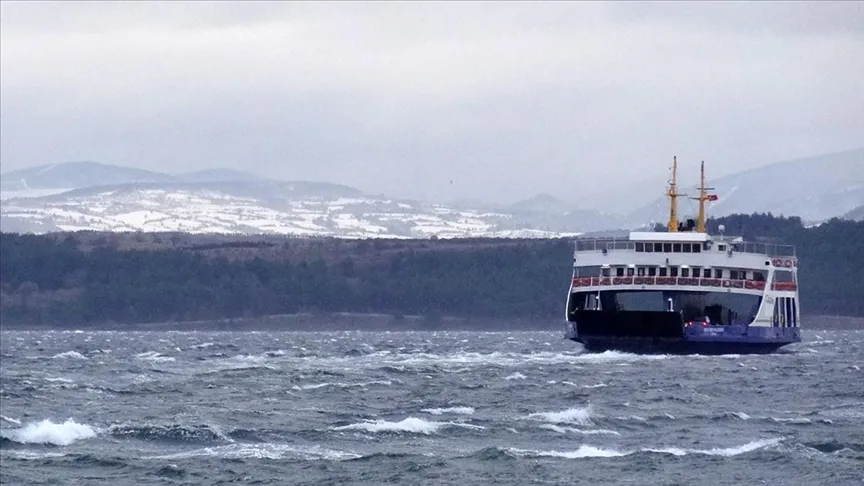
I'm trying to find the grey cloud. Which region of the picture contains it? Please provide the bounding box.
[1,1,862,205]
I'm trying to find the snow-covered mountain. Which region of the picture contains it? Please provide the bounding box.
[2,148,861,237]
[0,180,585,238]
[621,148,864,226]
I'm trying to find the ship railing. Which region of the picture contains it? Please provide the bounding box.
[570,276,798,292]
[573,237,796,257]
[574,238,635,252]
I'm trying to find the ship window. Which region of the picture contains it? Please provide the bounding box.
[663,243,672,252]
[730,270,739,280]
[616,267,624,277]
[791,299,797,327]
[659,267,668,277]
[576,266,602,277]
[714,269,723,279]
[693,244,701,253]
[703,268,712,278]
[673,243,681,252]
[655,243,663,252]
[774,270,794,282]
[718,244,726,251]
[683,244,692,253]
[637,267,646,276]
[691,266,701,277]
[644,243,653,253]
[753,271,765,282]
[681,268,690,277]
[774,297,783,327]
[703,242,711,251]
[601,267,610,277]
[670,266,679,277]
[626,267,635,276]
[635,242,644,252]
[648,267,657,276]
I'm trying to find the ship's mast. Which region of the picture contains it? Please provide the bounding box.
[666,156,684,232]
[692,160,716,233]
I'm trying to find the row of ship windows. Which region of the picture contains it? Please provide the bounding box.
[634,242,726,253]
[774,297,798,327]
[598,266,765,280]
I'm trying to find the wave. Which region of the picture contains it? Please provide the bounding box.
[507,445,627,459]
[292,350,670,372]
[421,406,475,415]
[51,351,87,360]
[0,419,97,446]
[563,381,608,388]
[107,423,233,444]
[333,417,484,435]
[539,424,620,436]
[573,350,670,363]
[526,406,593,426]
[483,438,782,460]
[1,415,22,426]
[135,351,176,362]
[643,438,783,457]
[291,380,392,391]
[148,443,360,461]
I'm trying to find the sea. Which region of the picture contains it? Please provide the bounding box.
[0,329,862,485]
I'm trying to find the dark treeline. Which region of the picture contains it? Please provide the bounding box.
[1,213,862,327]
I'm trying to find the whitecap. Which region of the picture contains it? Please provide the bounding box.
[507,438,781,459]
[574,350,668,363]
[333,417,483,435]
[421,406,475,415]
[539,424,620,436]
[563,381,608,389]
[149,443,360,461]
[645,437,782,457]
[51,351,87,360]
[526,406,593,426]
[0,419,97,446]
[504,372,526,380]
[508,445,626,458]
[135,351,176,362]
[770,417,812,424]
[44,377,74,384]
[1,415,22,426]
[291,380,392,391]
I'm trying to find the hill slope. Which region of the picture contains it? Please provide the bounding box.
[0,161,173,191]
[624,148,864,225]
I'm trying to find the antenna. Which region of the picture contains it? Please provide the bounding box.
[666,156,686,232]
[690,160,717,233]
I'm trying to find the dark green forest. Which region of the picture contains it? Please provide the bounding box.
[1,214,862,327]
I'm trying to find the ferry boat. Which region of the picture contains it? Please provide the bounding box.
[564,158,802,354]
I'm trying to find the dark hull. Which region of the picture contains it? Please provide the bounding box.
[567,310,800,355]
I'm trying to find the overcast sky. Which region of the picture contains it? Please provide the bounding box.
[1,1,862,205]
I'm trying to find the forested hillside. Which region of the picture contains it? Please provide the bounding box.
[1,214,862,327]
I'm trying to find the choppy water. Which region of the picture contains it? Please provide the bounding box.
[1,329,862,485]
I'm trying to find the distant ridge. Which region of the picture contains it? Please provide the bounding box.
[0,161,172,191]
[2,148,862,237]
[623,147,864,225]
